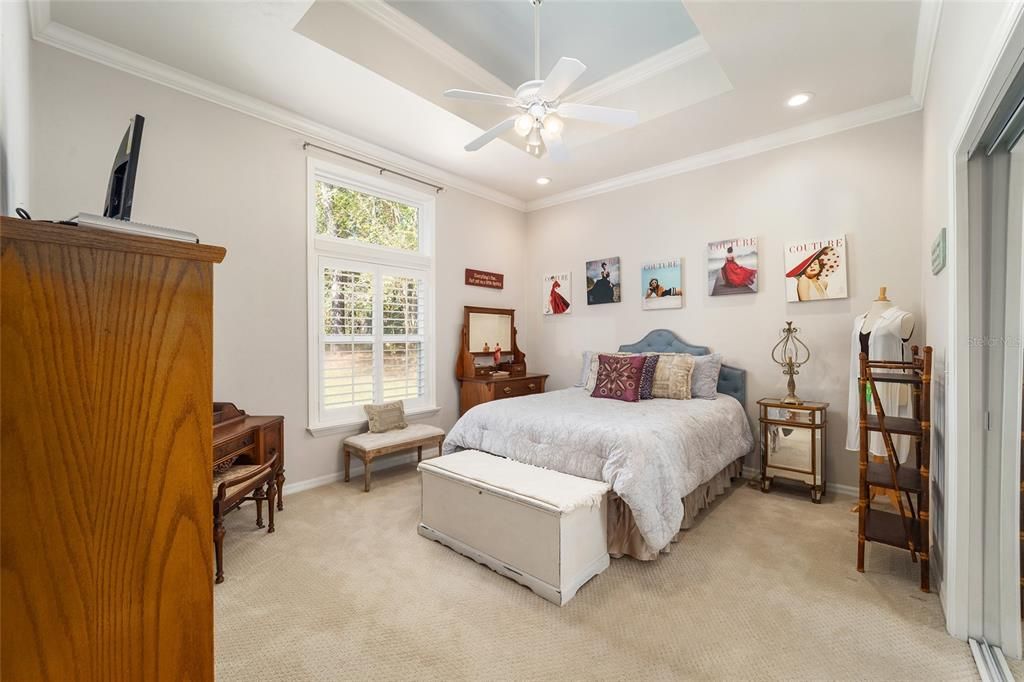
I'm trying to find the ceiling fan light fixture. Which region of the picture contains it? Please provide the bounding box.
[514,113,534,137]
[527,127,542,147]
[787,92,813,107]
[542,113,564,135]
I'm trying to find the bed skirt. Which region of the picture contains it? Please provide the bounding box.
[607,457,745,561]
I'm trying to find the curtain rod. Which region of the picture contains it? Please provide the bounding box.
[302,142,445,194]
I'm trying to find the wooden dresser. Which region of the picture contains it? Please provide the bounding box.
[459,372,548,414]
[1,217,225,681]
[455,306,547,415]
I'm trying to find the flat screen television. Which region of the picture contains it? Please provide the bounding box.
[102,114,145,221]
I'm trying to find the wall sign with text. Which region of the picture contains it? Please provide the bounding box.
[465,268,504,289]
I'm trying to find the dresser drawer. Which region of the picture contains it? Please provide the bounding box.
[494,377,544,400]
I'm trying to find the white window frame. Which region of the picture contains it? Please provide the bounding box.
[306,158,437,436]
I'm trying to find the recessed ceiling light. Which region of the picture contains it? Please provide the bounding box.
[536,177,551,185]
[787,92,813,107]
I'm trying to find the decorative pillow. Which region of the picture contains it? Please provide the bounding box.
[364,400,408,433]
[639,355,660,400]
[591,354,646,402]
[651,354,695,400]
[575,350,596,387]
[584,351,631,393]
[689,353,723,399]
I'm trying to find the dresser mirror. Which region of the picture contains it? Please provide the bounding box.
[457,306,526,379]
[468,311,512,353]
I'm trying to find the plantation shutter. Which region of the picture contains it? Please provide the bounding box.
[381,273,426,402]
[318,259,428,419]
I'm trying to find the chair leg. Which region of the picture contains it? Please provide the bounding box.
[255,491,264,529]
[364,455,372,493]
[214,506,225,584]
[344,448,350,482]
[276,468,285,511]
[266,479,276,534]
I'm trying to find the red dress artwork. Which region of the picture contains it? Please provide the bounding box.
[722,255,757,287]
[549,280,571,314]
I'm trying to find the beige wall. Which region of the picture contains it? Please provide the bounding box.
[0,0,32,215]
[27,42,528,490]
[919,0,1008,593]
[524,113,924,490]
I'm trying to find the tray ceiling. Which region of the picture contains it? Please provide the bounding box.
[42,0,926,206]
[386,0,701,91]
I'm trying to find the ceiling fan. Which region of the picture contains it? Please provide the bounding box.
[443,0,639,161]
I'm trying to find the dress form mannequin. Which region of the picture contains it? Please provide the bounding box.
[847,286,916,509]
[860,287,915,339]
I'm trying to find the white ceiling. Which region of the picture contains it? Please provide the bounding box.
[42,1,927,208]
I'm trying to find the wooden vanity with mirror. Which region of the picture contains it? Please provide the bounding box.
[456,306,548,415]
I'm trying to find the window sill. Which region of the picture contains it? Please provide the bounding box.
[306,405,442,439]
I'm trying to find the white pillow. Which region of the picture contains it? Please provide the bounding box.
[575,350,595,388]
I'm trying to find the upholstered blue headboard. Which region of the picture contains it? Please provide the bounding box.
[618,329,746,405]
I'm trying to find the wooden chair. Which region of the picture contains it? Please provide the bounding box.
[213,451,279,584]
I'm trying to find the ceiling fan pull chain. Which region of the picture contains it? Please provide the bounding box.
[533,0,541,82]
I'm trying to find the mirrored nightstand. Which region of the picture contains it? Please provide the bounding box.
[756,398,829,503]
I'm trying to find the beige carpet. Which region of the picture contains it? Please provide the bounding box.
[215,465,981,680]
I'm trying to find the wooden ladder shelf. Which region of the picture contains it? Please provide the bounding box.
[856,345,932,592]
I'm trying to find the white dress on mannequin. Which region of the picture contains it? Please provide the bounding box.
[845,306,914,461]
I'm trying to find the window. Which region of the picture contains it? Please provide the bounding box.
[308,160,435,432]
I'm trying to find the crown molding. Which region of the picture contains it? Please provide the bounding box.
[911,0,942,106]
[29,14,526,211]
[526,95,921,212]
[27,0,50,36]
[572,36,713,105]
[349,0,514,97]
[27,0,940,216]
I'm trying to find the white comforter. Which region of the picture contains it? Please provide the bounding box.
[443,388,755,552]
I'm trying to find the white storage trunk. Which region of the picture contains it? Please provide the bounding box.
[418,450,610,606]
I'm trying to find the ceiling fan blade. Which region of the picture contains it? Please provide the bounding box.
[557,103,639,128]
[444,89,519,106]
[464,117,516,152]
[540,128,569,162]
[536,57,587,102]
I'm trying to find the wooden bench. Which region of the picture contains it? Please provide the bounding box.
[343,424,446,492]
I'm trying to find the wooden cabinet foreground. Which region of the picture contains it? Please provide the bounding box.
[1,217,225,681]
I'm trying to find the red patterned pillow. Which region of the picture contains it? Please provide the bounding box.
[591,354,646,402]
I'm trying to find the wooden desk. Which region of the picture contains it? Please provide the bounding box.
[214,402,285,510]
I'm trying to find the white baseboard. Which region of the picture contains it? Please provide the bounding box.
[741,466,858,498]
[282,470,346,496]
[285,461,861,499]
[281,451,429,497]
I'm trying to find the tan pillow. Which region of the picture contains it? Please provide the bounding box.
[585,351,632,393]
[651,354,695,400]
[364,400,408,433]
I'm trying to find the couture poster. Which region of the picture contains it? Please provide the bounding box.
[707,237,758,295]
[641,259,683,310]
[543,272,572,315]
[586,257,620,305]
[784,235,848,302]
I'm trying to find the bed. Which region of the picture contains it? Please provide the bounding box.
[442,329,755,560]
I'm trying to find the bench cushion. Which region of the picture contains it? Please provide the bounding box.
[344,423,445,452]
[419,450,609,513]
